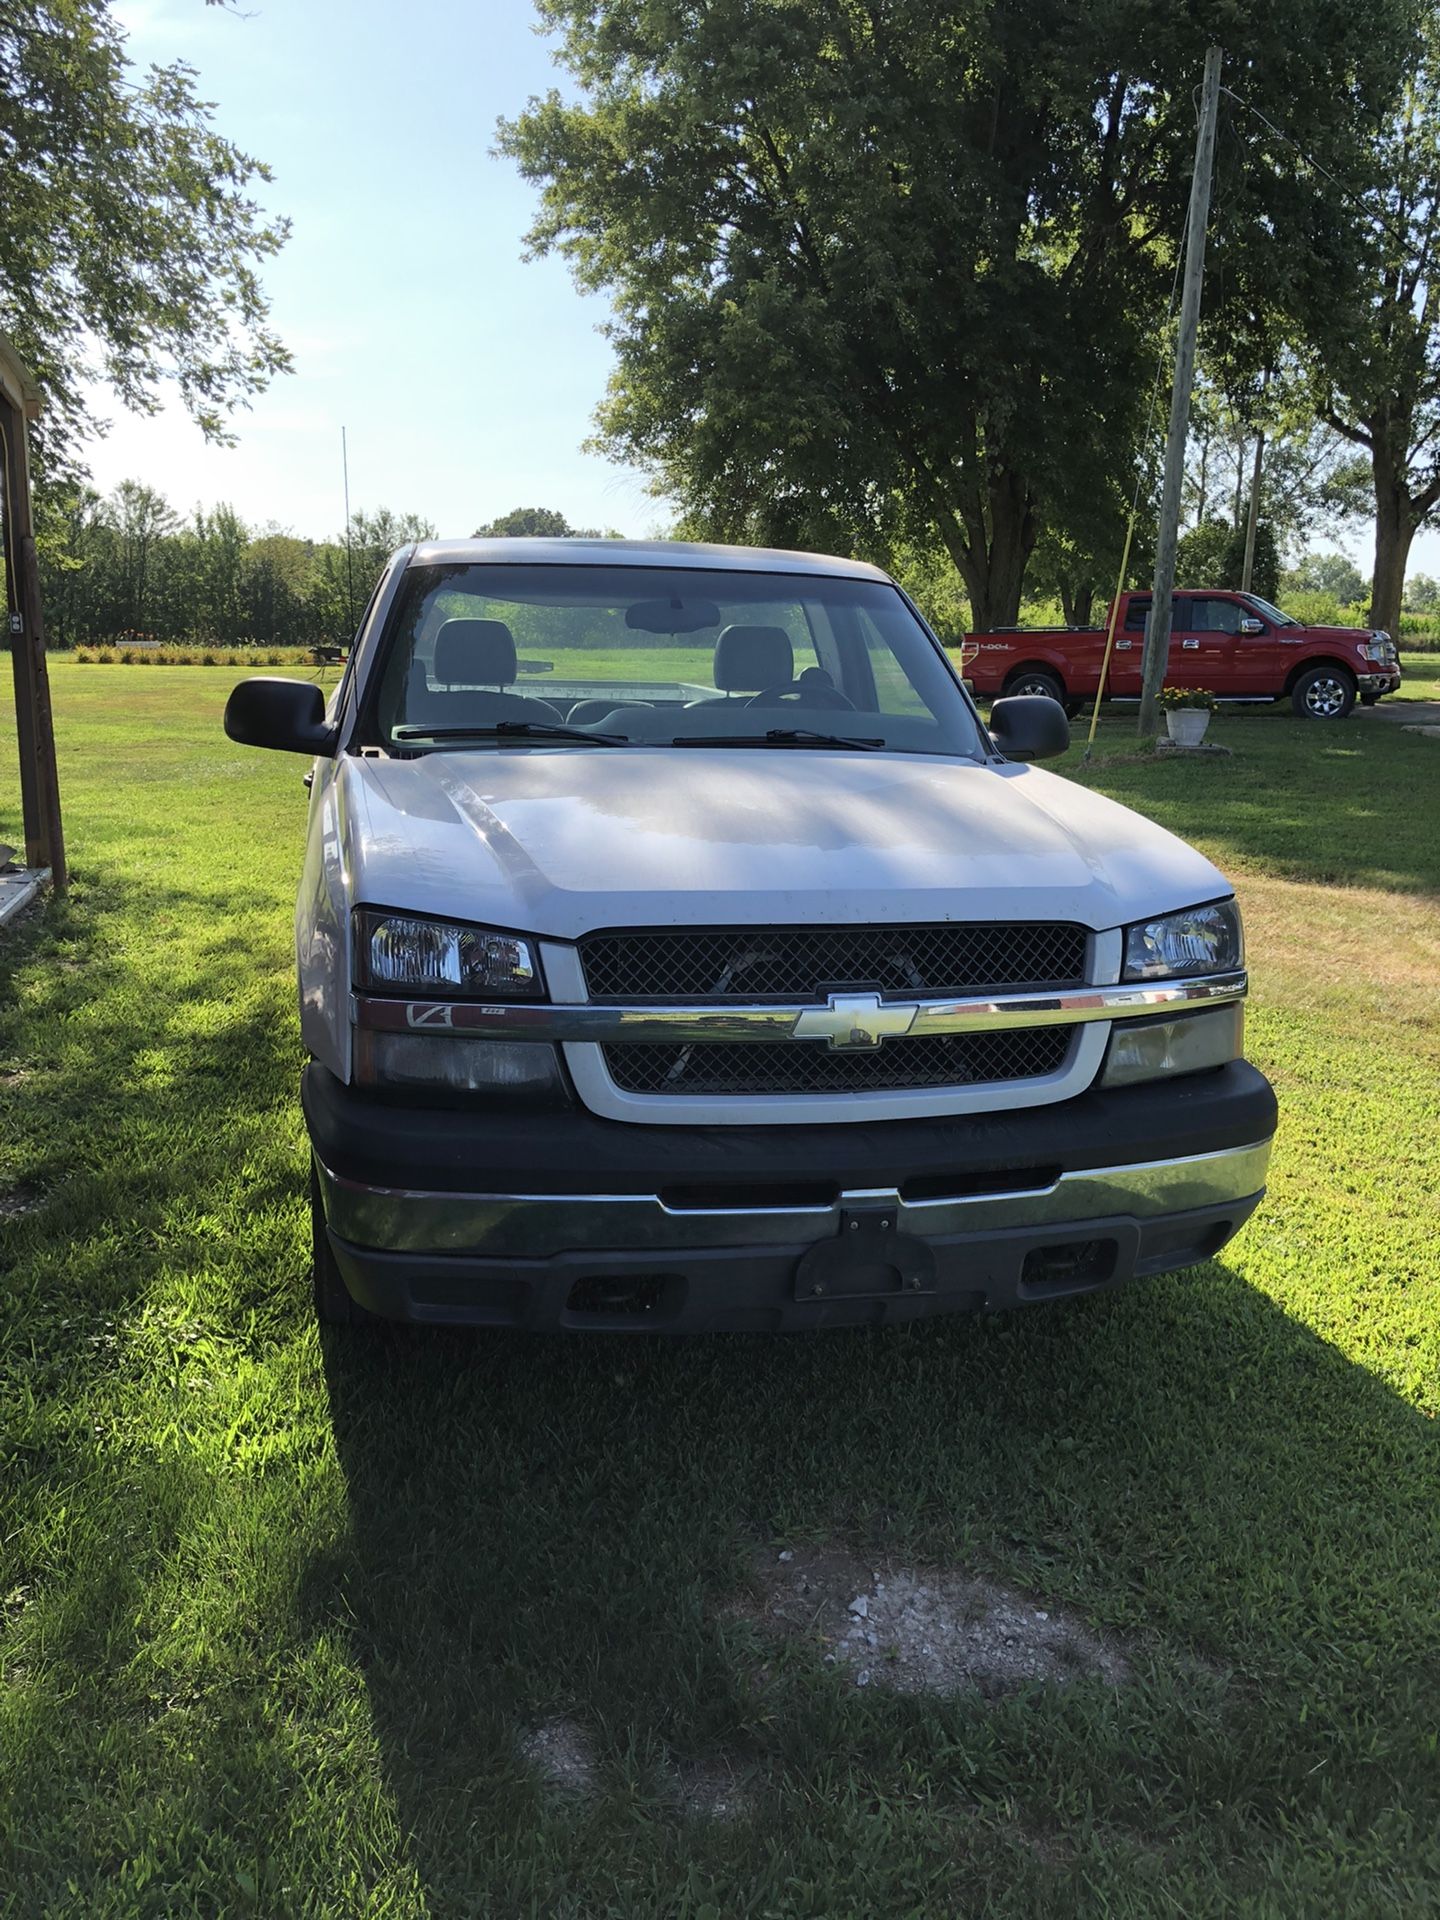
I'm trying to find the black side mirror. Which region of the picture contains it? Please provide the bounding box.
[224,677,338,756]
[988,694,1070,761]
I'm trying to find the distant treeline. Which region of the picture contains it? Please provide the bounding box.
[36,483,434,649]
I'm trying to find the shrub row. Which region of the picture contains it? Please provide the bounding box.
[71,646,319,666]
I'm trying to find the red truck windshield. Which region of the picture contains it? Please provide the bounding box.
[1243,595,1300,629]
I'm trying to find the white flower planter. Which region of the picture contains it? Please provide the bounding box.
[1165,709,1211,747]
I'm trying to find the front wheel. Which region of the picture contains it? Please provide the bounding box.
[1004,669,1066,705]
[1292,665,1356,720]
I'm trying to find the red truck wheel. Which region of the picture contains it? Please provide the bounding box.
[1291,664,1356,720]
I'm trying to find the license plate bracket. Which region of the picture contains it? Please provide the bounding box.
[794,1203,937,1301]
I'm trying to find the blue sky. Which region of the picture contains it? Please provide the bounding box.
[97,0,658,541]
[97,1,1420,579]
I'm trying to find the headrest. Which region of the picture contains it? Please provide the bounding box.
[713,623,794,693]
[432,618,517,688]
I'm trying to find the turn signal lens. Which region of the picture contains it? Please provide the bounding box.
[1101,1004,1243,1087]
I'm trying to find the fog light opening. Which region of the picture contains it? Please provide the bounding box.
[1020,1239,1119,1298]
[566,1275,669,1318]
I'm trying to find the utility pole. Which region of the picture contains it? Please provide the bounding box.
[1240,428,1264,590]
[1240,370,1269,592]
[1139,46,1224,736]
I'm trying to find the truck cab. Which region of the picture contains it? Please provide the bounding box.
[225,539,1276,1332]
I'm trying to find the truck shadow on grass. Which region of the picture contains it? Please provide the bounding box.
[317,1274,1439,1909]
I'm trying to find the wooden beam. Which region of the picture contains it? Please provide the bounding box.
[0,361,67,893]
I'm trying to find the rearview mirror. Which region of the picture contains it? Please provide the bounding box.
[988,694,1070,761]
[625,597,721,635]
[225,677,338,756]
[1238,617,1264,635]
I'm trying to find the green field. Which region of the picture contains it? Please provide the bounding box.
[1,662,1437,1917]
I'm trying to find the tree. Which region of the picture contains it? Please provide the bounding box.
[1404,569,1440,609]
[1310,15,1440,636]
[0,0,290,471]
[106,480,178,634]
[472,506,603,538]
[500,1,1414,629]
[1176,520,1234,589]
[1183,371,1369,561]
[311,508,436,639]
[1288,550,1367,602]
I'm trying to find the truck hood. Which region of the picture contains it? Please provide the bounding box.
[337,749,1230,941]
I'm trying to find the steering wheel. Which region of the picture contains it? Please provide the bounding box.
[744,681,857,712]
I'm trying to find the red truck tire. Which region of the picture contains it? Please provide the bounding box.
[1290,662,1356,720]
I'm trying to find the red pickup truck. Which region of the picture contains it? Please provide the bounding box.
[964,589,1401,720]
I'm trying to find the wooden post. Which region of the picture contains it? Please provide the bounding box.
[1139,46,1224,736]
[0,336,67,893]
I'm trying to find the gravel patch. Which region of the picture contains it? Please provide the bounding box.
[519,1717,599,1796]
[752,1547,1129,1695]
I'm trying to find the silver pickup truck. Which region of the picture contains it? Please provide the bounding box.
[224,538,1276,1331]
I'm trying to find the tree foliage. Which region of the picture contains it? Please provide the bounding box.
[1287,550,1367,603]
[0,0,291,470]
[1183,371,1369,558]
[501,0,1416,629]
[472,506,604,538]
[36,486,433,647]
[1308,10,1440,634]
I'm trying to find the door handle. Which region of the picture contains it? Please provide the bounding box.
[1181,639,1199,650]
[1115,640,1132,650]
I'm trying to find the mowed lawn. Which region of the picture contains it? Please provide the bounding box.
[1,660,1437,1919]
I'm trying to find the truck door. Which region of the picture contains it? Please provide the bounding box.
[1176,596,1241,689]
[1106,595,1150,694]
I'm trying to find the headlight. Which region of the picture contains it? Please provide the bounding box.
[356,910,542,999]
[1122,900,1242,981]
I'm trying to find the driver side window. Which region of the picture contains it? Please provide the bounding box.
[1188,597,1243,634]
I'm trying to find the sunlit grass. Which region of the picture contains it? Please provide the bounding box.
[0,665,1436,1916]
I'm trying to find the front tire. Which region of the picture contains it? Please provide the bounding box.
[1292,664,1356,720]
[310,1159,372,1326]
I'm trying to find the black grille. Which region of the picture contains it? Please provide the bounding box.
[603,1028,1072,1096]
[579,923,1088,1002]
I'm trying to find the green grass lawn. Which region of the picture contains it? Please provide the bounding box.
[2,662,1437,1918]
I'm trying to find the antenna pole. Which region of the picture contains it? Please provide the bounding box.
[1139,46,1223,736]
[341,425,356,636]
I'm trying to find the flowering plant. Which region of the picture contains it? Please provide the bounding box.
[1158,685,1217,712]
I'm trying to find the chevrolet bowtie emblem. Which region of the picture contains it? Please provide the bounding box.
[792,992,916,1050]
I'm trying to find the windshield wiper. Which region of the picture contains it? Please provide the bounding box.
[392,721,631,746]
[673,727,883,751]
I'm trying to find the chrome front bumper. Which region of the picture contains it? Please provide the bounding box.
[317,1138,1272,1258]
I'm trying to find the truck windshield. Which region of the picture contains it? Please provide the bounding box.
[368,563,985,757]
[1243,594,1300,629]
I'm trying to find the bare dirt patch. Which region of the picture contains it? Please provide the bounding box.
[749,1547,1129,1696]
[673,1754,752,1823]
[0,1185,40,1221]
[519,1717,599,1797]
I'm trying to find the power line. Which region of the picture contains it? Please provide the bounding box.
[1219,85,1421,259]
